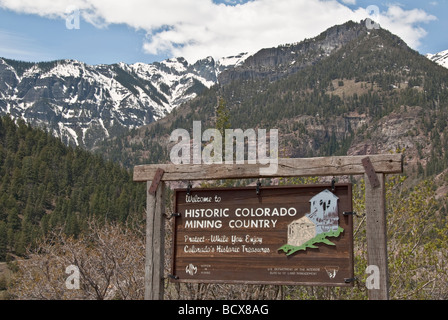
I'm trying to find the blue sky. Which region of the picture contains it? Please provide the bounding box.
[0,0,446,65]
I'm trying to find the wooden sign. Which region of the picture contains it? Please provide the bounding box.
[171,184,354,286]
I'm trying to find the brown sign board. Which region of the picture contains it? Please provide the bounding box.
[171,184,354,287]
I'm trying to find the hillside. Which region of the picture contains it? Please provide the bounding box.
[0,54,250,149]
[95,20,448,187]
[0,115,146,261]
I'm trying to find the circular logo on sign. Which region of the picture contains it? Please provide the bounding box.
[186,263,198,276]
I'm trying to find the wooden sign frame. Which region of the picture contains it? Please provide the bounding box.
[171,184,354,287]
[133,154,403,300]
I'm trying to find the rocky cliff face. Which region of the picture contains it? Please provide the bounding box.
[0,20,373,150]
[86,19,448,193]
[0,55,248,149]
[218,21,366,85]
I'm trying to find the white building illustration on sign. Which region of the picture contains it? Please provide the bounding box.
[308,189,339,234]
[287,189,340,248]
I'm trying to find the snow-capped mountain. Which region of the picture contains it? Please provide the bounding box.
[426,50,448,69]
[0,20,387,150]
[0,53,250,148]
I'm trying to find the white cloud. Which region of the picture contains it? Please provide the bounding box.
[0,0,437,63]
[357,5,437,49]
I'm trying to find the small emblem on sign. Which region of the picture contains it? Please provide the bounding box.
[186,263,198,276]
[325,266,339,279]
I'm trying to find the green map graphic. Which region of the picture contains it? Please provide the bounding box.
[278,226,344,256]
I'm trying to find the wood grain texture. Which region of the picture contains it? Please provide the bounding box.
[133,154,403,182]
[365,173,389,300]
[144,181,165,300]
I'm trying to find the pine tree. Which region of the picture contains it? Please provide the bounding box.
[0,222,7,261]
[215,97,231,161]
[215,97,231,138]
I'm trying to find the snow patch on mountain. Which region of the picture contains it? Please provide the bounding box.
[217,52,252,70]
[0,53,251,149]
[426,50,448,69]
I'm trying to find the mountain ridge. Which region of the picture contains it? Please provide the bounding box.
[93,19,448,189]
[0,19,396,151]
[2,19,448,180]
[0,53,251,149]
[218,20,367,85]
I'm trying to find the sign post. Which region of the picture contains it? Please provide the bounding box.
[144,180,166,300]
[134,154,403,300]
[365,173,389,300]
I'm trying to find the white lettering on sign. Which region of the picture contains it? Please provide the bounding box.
[183,207,297,229]
[235,207,297,217]
[229,219,277,229]
[185,220,223,229]
[185,194,213,203]
[182,234,271,255]
[185,208,230,218]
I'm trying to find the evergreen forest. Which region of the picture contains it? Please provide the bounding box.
[0,116,146,261]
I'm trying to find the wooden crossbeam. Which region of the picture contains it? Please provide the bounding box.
[133,154,403,182]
